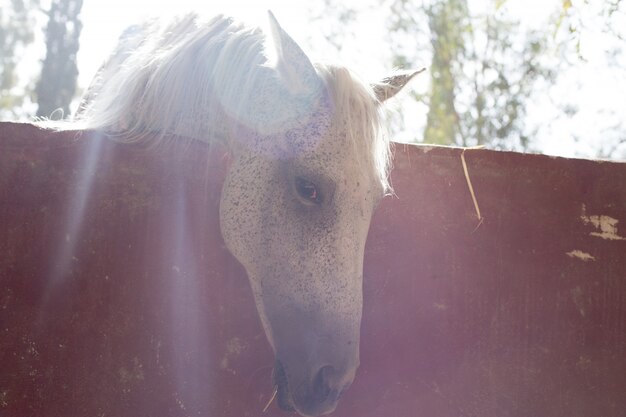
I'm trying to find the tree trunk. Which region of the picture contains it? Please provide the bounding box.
[36,0,83,120]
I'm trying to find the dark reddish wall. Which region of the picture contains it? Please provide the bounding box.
[1,123,625,417]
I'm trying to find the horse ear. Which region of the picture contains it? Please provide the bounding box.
[267,11,320,96]
[372,68,426,102]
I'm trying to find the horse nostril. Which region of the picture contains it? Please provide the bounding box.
[312,365,334,402]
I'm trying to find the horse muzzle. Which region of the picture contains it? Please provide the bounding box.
[273,359,356,416]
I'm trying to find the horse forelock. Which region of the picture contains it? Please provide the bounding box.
[315,65,391,194]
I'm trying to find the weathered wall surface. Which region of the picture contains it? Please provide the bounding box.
[1,122,625,417]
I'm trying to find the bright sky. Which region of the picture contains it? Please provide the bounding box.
[74,0,625,160]
[78,1,328,86]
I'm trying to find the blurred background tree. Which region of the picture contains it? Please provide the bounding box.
[0,0,83,120]
[310,0,624,158]
[552,0,625,158]
[36,0,83,119]
[0,0,623,159]
[387,0,556,149]
[0,0,40,119]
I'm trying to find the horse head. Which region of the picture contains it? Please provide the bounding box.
[219,13,419,416]
[74,12,420,415]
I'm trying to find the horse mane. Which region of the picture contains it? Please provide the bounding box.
[70,14,266,142]
[48,13,391,192]
[315,65,391,193]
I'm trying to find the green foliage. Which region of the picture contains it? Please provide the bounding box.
[0,0,39,119]
[308,0,360,52]
[553,0,626,159]
[389,0,556,149]
[460,15,556,149]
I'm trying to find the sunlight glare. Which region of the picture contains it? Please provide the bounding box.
[78,0,308,87]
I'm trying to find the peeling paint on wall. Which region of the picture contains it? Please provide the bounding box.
[566,250,596,262]
[580,204,626,241]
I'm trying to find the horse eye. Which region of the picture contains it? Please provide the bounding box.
[295,177,322,205]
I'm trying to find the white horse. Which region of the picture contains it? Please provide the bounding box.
[74,12,419,416]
